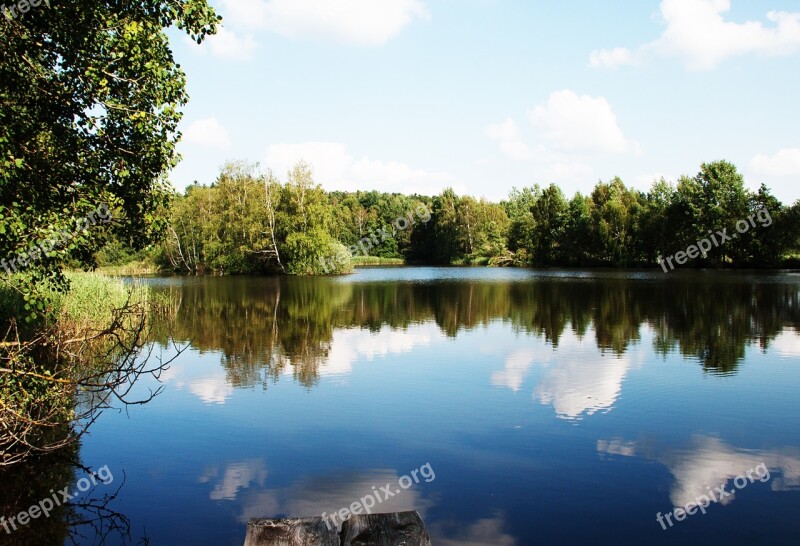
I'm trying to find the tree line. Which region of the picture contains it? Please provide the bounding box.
[105,159,800,274]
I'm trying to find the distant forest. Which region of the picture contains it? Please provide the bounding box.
[101,159,800,274]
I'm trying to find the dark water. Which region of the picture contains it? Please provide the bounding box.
[3,267,800,545]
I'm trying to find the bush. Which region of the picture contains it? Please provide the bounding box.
[283,231,354,275]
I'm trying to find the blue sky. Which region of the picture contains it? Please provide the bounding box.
[168,0,800,203]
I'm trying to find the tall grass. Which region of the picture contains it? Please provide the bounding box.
[351,256,405,266]
[1,272,173,467]
[96,261,161,276]
[1,272,161,337]
[54,273,149,330]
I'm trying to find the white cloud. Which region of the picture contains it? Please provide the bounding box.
[267,142,352,182]
[182,117,232,151]
[485,118,520,141]
[589,47,634,68]
[490,329,638,420]
[750,148,800,177]
[199,460,268,501]
[591,0,800,70]
[528,90,640,155]
[265,141,455,195]
[766,329,800,357]
[206,27,258,61]
[351,158,455,192]
[317,325,440,377]
[161,353,235,404]
[533,354,632,420]
[491,349,537,392]
[485,118,531,161]
[429,515,516,546]
[598,436,800,509]
[485,91,637,170]
[546,162,594,181]
[496,141,531,162]
[597,438,637,458]
[236,469,435,526]
[187,373,235,405]
[217,0,272,26]
[218,0,428,46]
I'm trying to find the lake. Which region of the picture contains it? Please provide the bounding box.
[3,267,800,545]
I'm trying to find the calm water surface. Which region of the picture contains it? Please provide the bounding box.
[3,267,800,545]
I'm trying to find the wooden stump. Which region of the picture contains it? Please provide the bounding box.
[341,511,431,546]
[244,517,339,546]
[244,512,430,546]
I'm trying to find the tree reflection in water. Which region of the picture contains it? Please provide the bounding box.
[0,446,143,546]
[149,273,800,387]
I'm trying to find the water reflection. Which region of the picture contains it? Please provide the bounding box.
[0,452,75,546]
[316,325,439,378]
[149,271,800,390]
[199,459,268,501]
[0,450,137,546]
[161,356,234,404]
[491,349,539,392]
[428,514,516,546]
[597,435,800,508]
[197,460,435,527]
[533,353,633,420]
[490,332,639,420]
[11,269,794,545]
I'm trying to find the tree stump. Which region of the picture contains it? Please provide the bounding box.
[341,511,431,546]
[244,517,339,546]
[244,512,430,546]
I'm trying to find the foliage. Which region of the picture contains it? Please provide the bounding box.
[429,188,509,264]
[284,231,353,276]
[671,160,750,265]
[0,0,218,469]
[499,161,794,268]
[120,159,799,273]
[1,273,175,466]
[161,161,353,275]
[0,0,220,307]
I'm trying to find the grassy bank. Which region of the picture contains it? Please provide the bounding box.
[53,273,153,332]
[1,272,169,466]
[451,256,492,266]
[351,256,405,266]
[0,272,161,336]
[96,261,163,276]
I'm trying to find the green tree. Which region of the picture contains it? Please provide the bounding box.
[474,199,510,260]
[281,162,333,234]
[504,186,541,263]
[279,162,350,275]
[561,193,594,266]
[744,184,785,266]
[641,179,678,264]
[589,178,644,266]
[672,160,749,265]
[1,1,220,300]
[163,185,214,273]
[432,188,464,263]
[786,200,800,261]
[530,184,567,265]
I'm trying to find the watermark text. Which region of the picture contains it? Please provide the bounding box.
[656,462,770,530]
[321,463,435,530]
[1,465,114,535]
